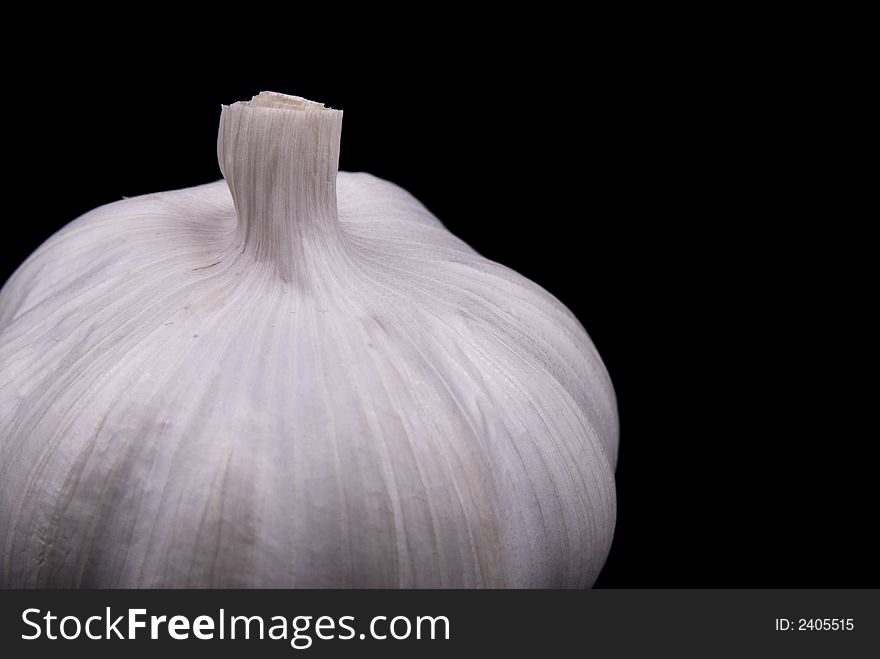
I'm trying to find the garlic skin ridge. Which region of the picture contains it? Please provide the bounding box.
[0,92,618,588]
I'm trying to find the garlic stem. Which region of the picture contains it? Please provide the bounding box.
[217,92,345,282]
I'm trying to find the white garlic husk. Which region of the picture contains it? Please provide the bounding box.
[0,92,617,588]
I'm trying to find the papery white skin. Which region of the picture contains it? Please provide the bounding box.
[0,92,617,588]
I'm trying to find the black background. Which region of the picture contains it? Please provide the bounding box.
[1,19,873,588]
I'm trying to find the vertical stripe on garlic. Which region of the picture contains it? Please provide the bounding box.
[0,91,617,588]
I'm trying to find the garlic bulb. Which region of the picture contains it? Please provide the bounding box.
[0,92,617,588]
